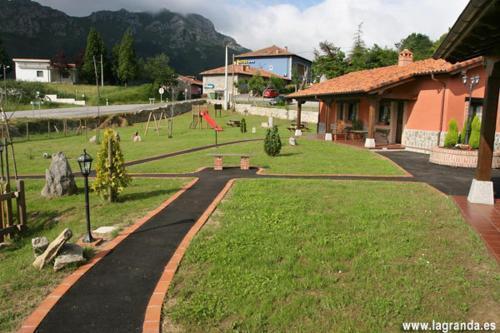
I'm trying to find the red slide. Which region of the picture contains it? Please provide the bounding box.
[200,111,223,131]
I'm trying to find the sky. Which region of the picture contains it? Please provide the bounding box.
[36,0,469,60]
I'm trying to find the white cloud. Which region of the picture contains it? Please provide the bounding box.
[38,0,469,60]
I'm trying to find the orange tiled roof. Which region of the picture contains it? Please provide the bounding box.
[177,75,202,86]
[288,57,482,98]
[200,64,286,79]
[236,45,294,58]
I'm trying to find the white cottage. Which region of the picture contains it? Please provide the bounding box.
[13,58,77,83]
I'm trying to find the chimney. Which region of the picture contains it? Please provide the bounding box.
[398,49,413,66]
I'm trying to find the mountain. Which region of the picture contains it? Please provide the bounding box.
[0,0,248,76]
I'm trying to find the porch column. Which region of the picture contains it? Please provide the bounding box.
[323,98,333,141]
[295,100,305,136]
[468,57,500,205]
[365,97,378,148]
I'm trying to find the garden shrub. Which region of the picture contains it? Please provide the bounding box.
[444,119,459,148]
[469,115,481,149]
[264,125,282,156]
[92,128,131,202]
[240,118,247,133]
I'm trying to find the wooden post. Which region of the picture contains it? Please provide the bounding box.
[475,58,500,181]
[16,179,26,228]
[296,100,303,129]
[365,97,379,148]
[63,120,68,136]
[108,137,113,202]
[25,122,29,141]
[47,120,50,138]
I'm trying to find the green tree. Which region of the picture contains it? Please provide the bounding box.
[269,77,286,92]
[431,33,448,54]
[80,28,107,84]
[264,125,282,156]
[92,128,131,202]
[116,29,138,86]
[347,22,368,72]
[248,73,266,96]
[444,119,459,148]
[0,34,9,67]
[469,115,481,149]
[312,41,347,80]
[397,33,434,60]
[364,44,398,69]
[144,53,176,90]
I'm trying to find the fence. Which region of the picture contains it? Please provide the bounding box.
[0,179,27,242]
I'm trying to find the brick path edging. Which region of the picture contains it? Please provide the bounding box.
[142,179,237,333]
[18,178,199,333]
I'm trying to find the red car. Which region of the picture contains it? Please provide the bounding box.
[263,88,279,98]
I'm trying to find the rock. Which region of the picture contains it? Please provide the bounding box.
[92,226,118,240]
[32,237,49,256]
[41,152,78,198]
[33,228,72,270]
[251,127,256,134]
[89,135,97,144]
[53,243,85,271]
[288,137,297,146]
[261,122,269,128]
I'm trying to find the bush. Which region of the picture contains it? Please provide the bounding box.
[264,125,282,156]
[92,128,131,202]
[469,115,481,149]
[240,118,247,133]
[444,119,459,148]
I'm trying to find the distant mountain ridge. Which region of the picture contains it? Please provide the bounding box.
[0,0,248,76]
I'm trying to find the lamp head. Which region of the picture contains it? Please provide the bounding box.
[77,149,93,176]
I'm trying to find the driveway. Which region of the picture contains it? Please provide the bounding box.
[378,150,500,197]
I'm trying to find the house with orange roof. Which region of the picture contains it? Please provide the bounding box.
[200,64,287,100]
[177,75,203,99]
[235,45,312,83]
[288,49,490,152]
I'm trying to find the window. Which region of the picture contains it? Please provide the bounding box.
[337,102,344,120]
[378,103,391,125]
[347,103,358,121]
[36,71,44,78]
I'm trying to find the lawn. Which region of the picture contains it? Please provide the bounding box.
[163,179,500,332]
[0,177,190,333]
[13,111,287,175]
[129,139,403,175]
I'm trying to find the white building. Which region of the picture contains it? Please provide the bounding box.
[13,58,77,83]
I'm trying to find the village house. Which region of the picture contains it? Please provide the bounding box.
[200,64,286,100]
[288,50,493,152]
[13,58,77,84]
[235,45,312,83]
[177,75,203,99]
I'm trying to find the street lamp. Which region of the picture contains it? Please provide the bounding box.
[462,73,480,144]
[78,149,94,243]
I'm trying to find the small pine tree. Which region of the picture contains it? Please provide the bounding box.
[92,128,131,202]
[444,119,459,148]
[264,125,282,156]
[469,115,481,149]
[117,29,138,86]
[240,118,247,133]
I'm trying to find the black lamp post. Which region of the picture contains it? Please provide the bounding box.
[462,73,480,144]
[78,149,94,243]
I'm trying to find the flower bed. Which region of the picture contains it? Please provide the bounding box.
[429,146,500,168]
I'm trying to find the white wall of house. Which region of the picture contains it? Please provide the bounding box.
[14,59,52,83]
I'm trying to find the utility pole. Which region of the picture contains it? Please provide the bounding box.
[232,54,235,111]
[93,56,101,142]
[223,45,228,111]
[100,53,104,87]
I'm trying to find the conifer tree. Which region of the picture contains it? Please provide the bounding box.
[80,28,106,84]
[116,29,138,86]
[92,128,131,202]
[264,125,282,156]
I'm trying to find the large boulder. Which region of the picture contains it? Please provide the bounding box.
[41,152,78,198]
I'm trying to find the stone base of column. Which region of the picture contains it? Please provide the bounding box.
[325,133,333,141]
[240,157,250,170]
[295,129,303,137]
[467,179,494,205]
[364,138,376,148]
[214,156,223,171]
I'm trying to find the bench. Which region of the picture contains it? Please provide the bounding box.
[208,153,251,170]
[226,120,241,127]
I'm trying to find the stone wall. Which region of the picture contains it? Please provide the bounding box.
[233,103,318,124]
[403,128,500,153]
[430,147,500,168]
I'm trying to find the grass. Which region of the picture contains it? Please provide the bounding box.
[164,179,500,332]
[0,177,190,333]
[11,112,281,175]
[129,139,403,175]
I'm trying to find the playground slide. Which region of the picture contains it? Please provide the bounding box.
[200,111,223,131]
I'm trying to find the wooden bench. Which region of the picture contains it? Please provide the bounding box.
[226,120,241,127]
[209,153,251,170]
